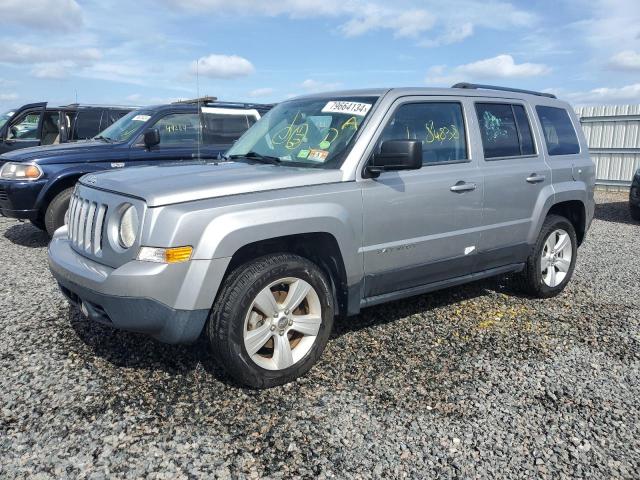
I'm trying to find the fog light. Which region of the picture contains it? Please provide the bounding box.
[137,246,193,264]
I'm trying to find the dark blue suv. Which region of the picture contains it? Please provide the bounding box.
[0,98,272,235]
[630,168,640,221]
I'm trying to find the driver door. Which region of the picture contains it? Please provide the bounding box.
[128,111,219,165]
[0,102,47,154]
[360,97,484,298]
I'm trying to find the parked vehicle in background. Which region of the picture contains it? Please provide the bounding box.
[0,103,133,155]
[630,168,640,220]
[48,84,595,388]
[0,98,272,235]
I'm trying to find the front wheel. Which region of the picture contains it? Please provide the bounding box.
[514,214,577,298]
[207,253,335,388]
[44,187,73,237]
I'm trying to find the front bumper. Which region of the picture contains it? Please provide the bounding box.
[48,228,229,344]
[0,179,46,220]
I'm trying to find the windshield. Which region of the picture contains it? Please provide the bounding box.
[0,109,15,129]
[96,110,150,142]
[227,96,379,168]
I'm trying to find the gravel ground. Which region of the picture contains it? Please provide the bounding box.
[1,191,639,479]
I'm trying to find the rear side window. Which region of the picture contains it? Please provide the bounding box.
[476,103,536,159]
[202,114,256,144]
[71,110,103,140]
[378,102,468,165]
[536,106,580,155]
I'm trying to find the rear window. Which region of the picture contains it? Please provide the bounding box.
[476,103,536,159]
[536,106,580,155]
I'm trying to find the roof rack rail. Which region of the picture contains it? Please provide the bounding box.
[451,82,556,99]
[61,103,136,109]
[172,96,218,105]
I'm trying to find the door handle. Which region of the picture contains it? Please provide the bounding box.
[526,174,546,184]
[450,182,477,193]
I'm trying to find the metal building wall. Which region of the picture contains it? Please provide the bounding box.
[576,104,640,187]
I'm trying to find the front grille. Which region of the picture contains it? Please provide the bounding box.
[67,193,108,255]
[0,187,7,202]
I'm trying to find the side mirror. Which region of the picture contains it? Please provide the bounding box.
[366,140,422,177]
[143,128,160,149]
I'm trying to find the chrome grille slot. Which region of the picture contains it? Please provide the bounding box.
[84,202,96,251]
[93,205,107,255]
[67,193,108,256]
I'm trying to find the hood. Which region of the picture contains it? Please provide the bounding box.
[80,161,344,207]
[0,140,119,163]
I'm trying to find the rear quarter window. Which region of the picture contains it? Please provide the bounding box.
[535,106,580,156]
[203,113,255,144]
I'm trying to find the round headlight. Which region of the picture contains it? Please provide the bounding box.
[118,205,138,249]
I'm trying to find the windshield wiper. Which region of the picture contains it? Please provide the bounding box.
[229,151,282,165]
[94,135,113,143]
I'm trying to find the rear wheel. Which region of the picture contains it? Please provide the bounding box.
[207,253,334,388]
[44,187,73,237]
[631,204,640,221]
[514,214,577,298]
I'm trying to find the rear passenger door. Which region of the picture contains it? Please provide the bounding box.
[474,101,551,271]
[361,97,484,298]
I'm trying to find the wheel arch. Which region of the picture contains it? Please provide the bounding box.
[224,233,350,317]
[547,200,587,246]
[35,168,101,215]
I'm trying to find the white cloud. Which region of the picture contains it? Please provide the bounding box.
[248,87,275,98]
[568,83,640,105]
[457,54,550,78]
[0,0,83,31]
[609,50,640,71]
[78,62,154,86]
[340,8,435,38]
[300,79,343,92]
[420,22,474,47]
[191,54,255,79]
[0,43,101,65]
[426,54,550,85]
[167,0,535,41]
[0,93,18,101]
[580,0,640,49]
[126,94,143,102]
[31,63,70,79]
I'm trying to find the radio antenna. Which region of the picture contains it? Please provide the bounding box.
[196,60,202,160]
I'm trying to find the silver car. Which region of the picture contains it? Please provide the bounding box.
[48,84,595,387]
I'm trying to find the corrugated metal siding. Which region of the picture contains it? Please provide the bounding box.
[576,104,640,185]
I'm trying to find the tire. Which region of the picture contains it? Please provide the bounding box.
[44,187,73,237]
[30,218,46,231]
[513,214,577,298]
[207,253,335,388]
[631,204,640,221]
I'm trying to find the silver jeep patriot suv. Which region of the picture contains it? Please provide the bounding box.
[48,84,595,388]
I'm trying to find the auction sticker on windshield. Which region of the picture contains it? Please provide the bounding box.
[133,115,151,122]
[322,101,371,117]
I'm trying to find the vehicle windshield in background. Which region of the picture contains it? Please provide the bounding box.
[227,97,379,168]
[0,110,15,129]
[96,110,150,142]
